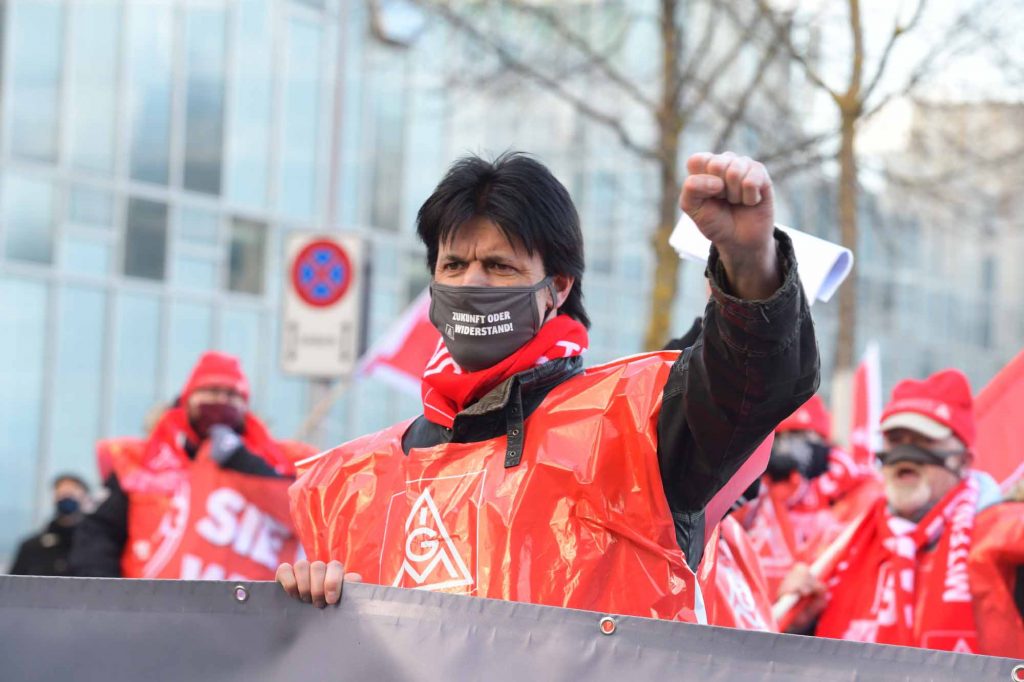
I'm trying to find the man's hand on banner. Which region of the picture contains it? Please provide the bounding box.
[276,560,363,608]
[680,152,781,300]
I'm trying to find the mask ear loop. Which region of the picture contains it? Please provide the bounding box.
[543,278,559,320]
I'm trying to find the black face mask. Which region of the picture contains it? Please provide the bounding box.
[767,438,831,482]
[190,403,245,440]
[429,277,557,372]
[876,443,963,473]
[55,497,80,517]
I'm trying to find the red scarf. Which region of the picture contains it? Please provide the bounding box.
[420,314,589,428]
[133,407,295,485]
[815,477,980,652]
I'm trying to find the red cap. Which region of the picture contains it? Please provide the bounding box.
[776,395,831,440]
[880,369,974,447]
[182,352,250,402]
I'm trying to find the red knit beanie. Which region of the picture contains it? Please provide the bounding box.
[182,352,250,402]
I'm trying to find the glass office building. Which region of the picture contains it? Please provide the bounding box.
[0,0,806,561]
[0,0,415,559]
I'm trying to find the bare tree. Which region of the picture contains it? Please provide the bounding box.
[404,0,794,351]
[755,0,1009,380]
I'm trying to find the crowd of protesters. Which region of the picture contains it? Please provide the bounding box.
[6,151,1022,659]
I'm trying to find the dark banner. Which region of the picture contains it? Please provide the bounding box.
[0,575,1019,681]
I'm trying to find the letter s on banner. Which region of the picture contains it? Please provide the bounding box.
[196,488,246,547]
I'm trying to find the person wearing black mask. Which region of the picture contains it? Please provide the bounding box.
[9,474,90,576]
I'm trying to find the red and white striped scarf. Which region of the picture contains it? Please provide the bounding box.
[815,476,980,652]
[420,315,588,428]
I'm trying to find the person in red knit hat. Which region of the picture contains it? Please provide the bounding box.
[777,369,1024,656]
[70,352,310,578]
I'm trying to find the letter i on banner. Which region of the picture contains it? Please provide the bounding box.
[850,342,882,469]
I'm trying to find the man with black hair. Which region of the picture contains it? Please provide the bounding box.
[278,151,819,620]
[9,474,89,576]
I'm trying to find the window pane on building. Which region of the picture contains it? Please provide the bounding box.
[128,4,173,185]
[49,286,106,481]
[112,292,161,436]
[9,0,63,162]
[166,300,213,392]
[0,277,48,553]
[69,1,121,173]
[176,206,220,245]
[68,186,115,228]
[173,254,219,291]
[227,0,273,209]
[183,8,226,194]
[278,18,322,220]
[219,308,261,390]
[228,218,266,294]
[124,198,168,280]
[64,234,111,276]
[3,175,56,264]
[369,60,405,231]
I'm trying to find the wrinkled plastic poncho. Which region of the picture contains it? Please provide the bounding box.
[290,353,700,621]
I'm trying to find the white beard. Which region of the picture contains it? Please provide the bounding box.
[884,478,933,521]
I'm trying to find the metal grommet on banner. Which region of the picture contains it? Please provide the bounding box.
[1010,664,1024,682]
[233,585,249,603]
[599,616,616,636]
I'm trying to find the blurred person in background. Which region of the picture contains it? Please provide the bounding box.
[70,351,310,579]
[777,369,1024,656]
[736,395,879,598]
[8,474,90,576]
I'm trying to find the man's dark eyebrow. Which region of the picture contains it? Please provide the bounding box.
[481,256,513,265]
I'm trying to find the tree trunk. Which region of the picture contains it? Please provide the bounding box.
[642,0,683,351]
[644,160,683,350]
[835,110,859,374]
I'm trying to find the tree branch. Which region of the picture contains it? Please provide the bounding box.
[683,8,770,116]
[367,0,419,48]
[417,0,661,161]
[502,0,658,111]
[861,0,928,101]
[751,0,841,104]
[711,39,782,150]
[677,1,722,88]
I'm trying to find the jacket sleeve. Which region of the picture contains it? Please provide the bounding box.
[69,474,128,577]
[658,229,820,517]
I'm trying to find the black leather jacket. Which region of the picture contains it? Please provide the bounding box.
[402,230,819,569]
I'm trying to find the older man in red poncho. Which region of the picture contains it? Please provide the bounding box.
[779,369,1024,657]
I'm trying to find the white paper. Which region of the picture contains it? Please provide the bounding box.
[668,214,853,304]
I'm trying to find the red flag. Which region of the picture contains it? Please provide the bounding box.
[357,289,440,396]
[974,349,1024,491]
[849,342,882,469]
